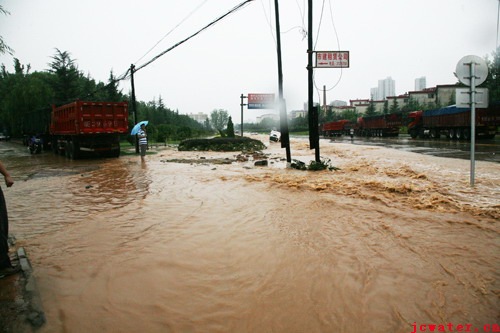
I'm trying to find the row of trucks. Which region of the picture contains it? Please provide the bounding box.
[321,104,499,140]
[322,113,403,137]
[408,106,498,140]
[23,100,129,159]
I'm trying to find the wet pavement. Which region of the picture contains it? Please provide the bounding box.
[324,134,500,163]
[0,137,498,332]
[0,240,45,333]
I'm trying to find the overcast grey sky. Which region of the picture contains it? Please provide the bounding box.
[0,0,498,122]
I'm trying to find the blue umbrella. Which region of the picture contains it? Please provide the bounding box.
[130,120,148,135]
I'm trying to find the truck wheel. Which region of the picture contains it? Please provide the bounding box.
[448,129,457,140]
[430,129,440,139]
[111,149,120,158]
[409,128,418,139]
[64,141,72,158]
[456,129,464,140]
[67,142,74,159]
[463,128,470,140]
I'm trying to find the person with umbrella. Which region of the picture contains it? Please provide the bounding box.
[137,123,148,162]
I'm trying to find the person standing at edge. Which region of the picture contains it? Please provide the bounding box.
[0,160,17,277]
[138,123,148,162]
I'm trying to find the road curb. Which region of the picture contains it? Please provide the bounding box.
[17,247,46,328]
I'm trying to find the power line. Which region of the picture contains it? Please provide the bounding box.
[133,0,209,66]
[132,0,256,75]
[313,0,343,94]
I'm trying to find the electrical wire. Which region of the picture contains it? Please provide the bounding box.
[133,0,209,66]
[132,0,255,75]
[260,0,276,44]
[313,0,343,100]
[85,0,255,100]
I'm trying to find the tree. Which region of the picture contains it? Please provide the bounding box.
[226,116,235,137]
[389,98,399,113]
[485,47,500,103]
[365,100,376,116]
[48,49,81,104]
[383,100,389,114]
[0,6,13,56]
[210,109,229,136]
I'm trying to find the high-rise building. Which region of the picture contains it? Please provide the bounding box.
[377,77,395,100]
[415,77,426,91]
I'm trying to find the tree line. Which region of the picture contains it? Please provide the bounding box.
[0,49,217,141]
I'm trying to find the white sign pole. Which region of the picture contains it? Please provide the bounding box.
[456,55,488,188]
[470,61,476,187]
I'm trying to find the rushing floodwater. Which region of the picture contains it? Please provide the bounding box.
[1,139,498,333]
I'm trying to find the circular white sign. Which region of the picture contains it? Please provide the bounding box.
[455,55,488,86]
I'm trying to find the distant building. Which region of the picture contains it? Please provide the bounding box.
[435,84,458,106]
[415,77,426,91]
[188,112,208,124]
[290,110,307,119]
[377,77,395,100]
[408,87,437,107]
[330,100,347,107]
[256,113,279,123]
[386,94,409,110]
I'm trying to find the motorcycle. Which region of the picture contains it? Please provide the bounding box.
[28,137,43,154]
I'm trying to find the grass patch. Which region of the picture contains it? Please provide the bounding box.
[178,137,266,152]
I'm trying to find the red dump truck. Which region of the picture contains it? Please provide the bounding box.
[408,105,499,140]
[50,100,128,158]
[322,119,352,137]
[357,113,402,137]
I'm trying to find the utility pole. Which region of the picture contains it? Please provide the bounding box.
[240,94,247,137]
[130,64,139,153]
[308,0,320,162]
[323,85,327,117]
[274,0,291,163]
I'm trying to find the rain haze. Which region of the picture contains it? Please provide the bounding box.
[0,0,498,122]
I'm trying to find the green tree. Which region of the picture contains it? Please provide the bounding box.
[383,100,389,114]
[339,109,358,122]
[0,58,54,136]
[389,98,399,113]
[365,100,376,116]
[226,116,235,137]
[48,49,81,104]
[0,6,13,56]
[210,109,229,136]
[485,47,500,103]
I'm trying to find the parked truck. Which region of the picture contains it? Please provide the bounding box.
[322,119,352,137]
[357,113,402,137]
[50,100,128,158]
[408,105,499,140]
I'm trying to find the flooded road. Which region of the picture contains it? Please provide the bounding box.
[1,138,499,333]
[326,134,500,163]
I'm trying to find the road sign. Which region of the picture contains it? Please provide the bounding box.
[456,88,489,108]
[455,55,488,86]
[455,55,489,187]
[247,93,275,109]
[314,51,349,68]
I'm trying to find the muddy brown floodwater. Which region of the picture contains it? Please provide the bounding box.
[1,136,499,333]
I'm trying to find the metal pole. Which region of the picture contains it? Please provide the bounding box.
[470,61,476,187]
[307,0,320,162]
[240,94,247,137]
[130,64,139,153]
[274,0,291,163]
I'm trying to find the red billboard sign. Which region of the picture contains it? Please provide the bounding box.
[248,93,275,109]
[315,51,349,68]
